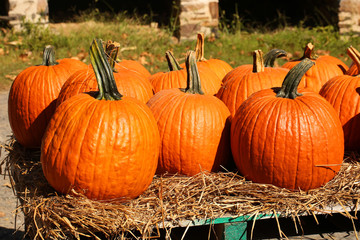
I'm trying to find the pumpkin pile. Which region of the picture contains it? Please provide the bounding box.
[7,35,359,203]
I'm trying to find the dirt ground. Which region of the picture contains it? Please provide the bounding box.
[0,91,25,240]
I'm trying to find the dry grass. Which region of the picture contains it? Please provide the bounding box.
[1,137,360,239]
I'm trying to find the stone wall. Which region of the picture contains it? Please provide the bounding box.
[7,0,48,29]
[179,0,219,40]
[339,0,360,34]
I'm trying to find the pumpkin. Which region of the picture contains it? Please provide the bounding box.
[221,49,288,84]
[216,50,289,117]
[104,40,151,78]
[320,46,360,151]
[8,45,87,148]
[147,50,232,176]
[282,42,348,93]
[116,59,151,78]
[149,50,222,95]
[57,41,154,106]
[231,58,344,191]
[192,32,233,80]
[41,39,160,201]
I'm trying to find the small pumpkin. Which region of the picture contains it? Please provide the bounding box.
[149,50,222,95]
[320,46,360,151]
[147,50,232,176]
[192,32,233,80]
[231,58,344,191]
[8,45,87,148]
[221,49,288,85]
[57,41,154,106]
[105,40,151,78]
[216,50,289,117]
[41,39,160,201]
[282,43,348,92]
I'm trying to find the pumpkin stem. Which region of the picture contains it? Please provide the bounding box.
[165,51,183,71]
[194,32,207,62]
[182,50,204,95]
[90,39,123,101]
[252,50,265,73]
[41,45,59,66]
[264,49,287,67]
[105,40,121,72]
[346,46,360,75]
[276,58,314,99]
[301,42,318,60]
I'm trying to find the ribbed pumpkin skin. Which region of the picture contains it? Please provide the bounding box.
[149,70,187,93]
[147,89,231,176]
[57,65,154,106]
[196,59,233,81]
[116,60,151,78]
[216,67,289,117]
[320,75,360,150]
[282,56,348,93]
[8,58,87,148]
[221,64,253,84]
[41,94,160,200]
[149,65,222,95]
[231,88,344,191]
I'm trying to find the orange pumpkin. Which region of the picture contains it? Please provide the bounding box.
[282,43,348,93]
[104,40,151,78]
[147,50,232,176]
[221,49,288,85]
[320,46,360,151]
[8,45,87,148]
[41,39,160,201]
[57,42,154,106]
[149,50,222,95]
[231,58,344,191]
[216,50,289,117]
[192,33,233,80]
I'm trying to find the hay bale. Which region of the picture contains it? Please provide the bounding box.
[1,137,360,239]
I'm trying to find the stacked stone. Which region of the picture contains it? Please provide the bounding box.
[179,0,219,40]
[7,0,48,29]
[339,0,360,34]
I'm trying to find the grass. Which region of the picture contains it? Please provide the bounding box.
[1,13,360,91]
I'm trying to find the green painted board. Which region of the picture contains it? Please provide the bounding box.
[188,212,278,226]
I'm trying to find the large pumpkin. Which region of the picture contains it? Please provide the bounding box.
[149,50,222,95]
[216,50,289,117]
[147,50,232,176]
[282,42,348,93]
[41,39,160,201]
[320,46,360,151]
[231,58,344,191]
[57,41,154,106]
[8,45,87,148]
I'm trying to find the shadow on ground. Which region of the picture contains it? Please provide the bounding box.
[0,227,27,240]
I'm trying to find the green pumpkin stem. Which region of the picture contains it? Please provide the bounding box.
[252,50,265,73]
[165,51,183,71]
[90,39,123,101]
[195,33,207,62]
[346,46,360,75]
[182,50,204,95]
[276,58,314,99]
[105,40,120,72]
[264,49,287,67]
[41,45,59,66]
